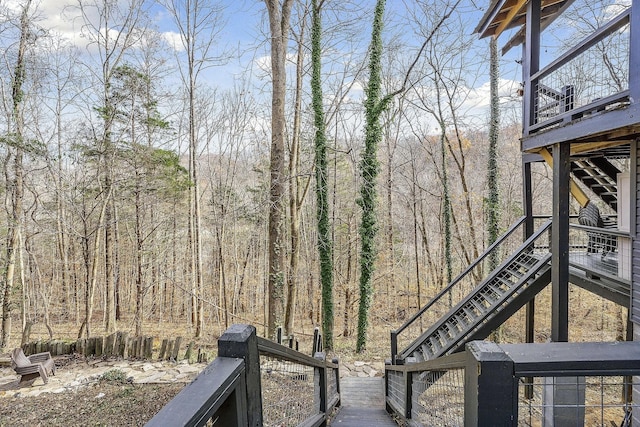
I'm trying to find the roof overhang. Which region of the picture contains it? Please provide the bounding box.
[475,0,575,54]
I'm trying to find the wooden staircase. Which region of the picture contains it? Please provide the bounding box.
[571,157,620,211]
[396,221,552,364]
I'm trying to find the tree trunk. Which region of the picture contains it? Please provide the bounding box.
[311,0,334,349]
[1,0,31,350]
[264,0,293,338]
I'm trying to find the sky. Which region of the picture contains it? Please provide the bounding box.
[2,0,526,131]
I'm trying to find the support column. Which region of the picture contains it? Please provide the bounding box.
[551,142,570,342]
[523,159,535,345]
[523,159,535,399]
[523,0,541,136]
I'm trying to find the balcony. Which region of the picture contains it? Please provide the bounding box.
[520,6,640,151]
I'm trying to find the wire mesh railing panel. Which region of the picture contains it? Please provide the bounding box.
[412,368,465,427]
[260,354,317,427]
[326,365,339,405]
[517,376,637,426]
[569,223,626,279]
[534,20,629,127]
[386,369,406,416]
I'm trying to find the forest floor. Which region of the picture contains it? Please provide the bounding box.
[0,335,387,426]
[0,355,198,426]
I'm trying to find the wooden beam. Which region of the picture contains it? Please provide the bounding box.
[537,148,589,207]
[571,141,629,155]
[493,0,528,38]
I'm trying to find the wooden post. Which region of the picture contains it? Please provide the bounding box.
[86,338,96,356]
[159,339,168,360]
[144,337,154,359]
[218,324,263,427]
[465,341,517,425]
[185,341,194,361]
[172,337,182,361]
[115,332,127,357]
[104,333,116,357]
[552,142,570,342]
[314,352,327,415]
[95,336,104,357]
[165,340,174,361]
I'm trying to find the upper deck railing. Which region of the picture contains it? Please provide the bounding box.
[526,8,631,136]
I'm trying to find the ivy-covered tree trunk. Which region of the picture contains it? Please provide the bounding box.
[357,0,386,353]
[487,37,502,342]
[486,38,500,270]
[440,127,453,307]
[1,0,31,350]
[311,0,333,350]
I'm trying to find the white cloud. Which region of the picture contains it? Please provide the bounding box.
[603,0,631,21]
[162,31,184,52]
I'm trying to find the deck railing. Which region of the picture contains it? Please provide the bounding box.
[386,341,640,426]
[528,8,630,134]
[569,220,630,281]
[386,352,466,425]
[146,324,340,427]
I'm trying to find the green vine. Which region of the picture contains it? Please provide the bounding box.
[356,0,386,353]
[312,0,334,350]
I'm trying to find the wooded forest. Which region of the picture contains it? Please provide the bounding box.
[0,0,619,353]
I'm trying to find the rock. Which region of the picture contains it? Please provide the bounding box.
[363,365,373,374]
[177,365,199,375]
[95,392,105,399]
[141,363,155,372]
[368,370,377,377]
[353,361,366,367]
[357,372,368,378]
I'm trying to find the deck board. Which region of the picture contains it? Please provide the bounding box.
[330,377,396,426]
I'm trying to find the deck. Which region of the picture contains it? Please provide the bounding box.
[330,377,396,426]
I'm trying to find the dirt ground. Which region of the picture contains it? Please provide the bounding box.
[0,381,184,426]
[0,355,193,426]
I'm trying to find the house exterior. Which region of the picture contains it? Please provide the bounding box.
[476,0,640,423]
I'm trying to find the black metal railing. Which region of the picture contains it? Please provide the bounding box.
[391,217,552,364]
[528,8,630,134]
[569,220,629,280]
[146,324,340,427]
[385,341,640,426]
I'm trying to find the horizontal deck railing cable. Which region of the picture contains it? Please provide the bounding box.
[386,341,640,426]
[146,324,340,427]
[392,217,552,364]
[530,8,630,133]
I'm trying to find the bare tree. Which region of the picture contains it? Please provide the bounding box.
[263,0,294,338]
[161,0,227,338]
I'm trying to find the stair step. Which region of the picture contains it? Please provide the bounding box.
[421,343,433,358]
[469,299,488,315]
[461,306,477,323]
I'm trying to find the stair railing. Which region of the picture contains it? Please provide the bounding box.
[390,216,528,364]
[147,324,340,427]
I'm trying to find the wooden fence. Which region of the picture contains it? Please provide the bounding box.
[21,332,209,363]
